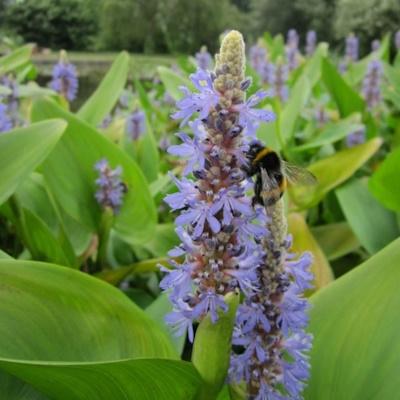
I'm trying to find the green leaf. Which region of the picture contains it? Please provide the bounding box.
[1,359,201,400]
[306,238,400,400]
[146,293,186,356]
[0,260,202,399]
[302,43,328,88]
[134,79,160,182]
[0,44,33,75]
[322,58,365,117]
[96,256,168,285]
[290,138,382,208]
[192,292,239,400]
[288,213,334,291]
[311,222,360,261]
[78,52,130,127]
[0,120,66,205]
[336,179,399,254]
[280,76,311,142]
[294,116,363,151]
[369,146,400,212]
[31,98,157,245]
[157,66,192,101]
[14,173,77,267]
[0,250,12,259]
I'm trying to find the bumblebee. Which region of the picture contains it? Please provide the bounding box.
[244,142,317,207]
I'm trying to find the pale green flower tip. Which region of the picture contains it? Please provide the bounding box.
[217,30,245,78]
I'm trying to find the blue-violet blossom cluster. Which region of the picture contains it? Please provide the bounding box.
[161,30,275,342]
[94,159,125,213]
[195,46,213,71]
[230,183,314,400]
[126,109,146,140]
[286,29,300,71]
[362,59,382,111]
[50,52,78,101]
[305,30,317,57]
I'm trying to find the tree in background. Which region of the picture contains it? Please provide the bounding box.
[334,0,400,51]
[6,0,97,50]
[97,0,246,54]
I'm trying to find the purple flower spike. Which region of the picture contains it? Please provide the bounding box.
[0,103,13,133]
[395,31,400,51]
[50,59,78,101]
[161,31,274,341]
[286,29,300,71]
[126,109,146,140]
[362,59,382,110]
[306,30,317,56]
[345,33,359,62]
[230,188,313,398]
[94,159,125,213]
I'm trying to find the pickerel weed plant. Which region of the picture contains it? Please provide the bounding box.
[161,30,313,399]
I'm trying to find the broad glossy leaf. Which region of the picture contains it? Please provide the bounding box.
[294,116,363,151]
[0,260,202,399]
[15,173,77,267]
[157,66,192,101]
[290,138,382,208]
[311,222,359,261]
[31,98,157,245]
[336,179,399,254]
[288,213,334,291]
[0,120,66,205]
[1,359,201,400]
[0,44,33,75]
[369,146,400,211]
[78,52,130,127]
[192,292,239,400]
[306,238,400,400]
[322,58,365,117]
[280,76,311,142]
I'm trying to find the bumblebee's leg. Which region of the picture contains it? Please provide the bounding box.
[252,175,263,206]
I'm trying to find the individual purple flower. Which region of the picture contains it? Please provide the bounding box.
[395,30,400,51]
[195,46,213,70]
[126,109,146,140]
[161,31,274,342]
[49,54,78,101]
[94,159,125,213]
[249,42,268,77]
[371,39,380,52]
[167,132,206,175]
[287,29,299,48]
[306,30,317,56]
[346,127,366,147]
[234,90,275,136]
[345,33,359,62]
[0,103,13,133]
[172,69,219,126]
[362,59,382,110]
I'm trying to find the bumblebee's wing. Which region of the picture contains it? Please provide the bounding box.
[282,161,317,186]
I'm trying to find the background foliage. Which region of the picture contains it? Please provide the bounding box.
[3,0,400,53]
